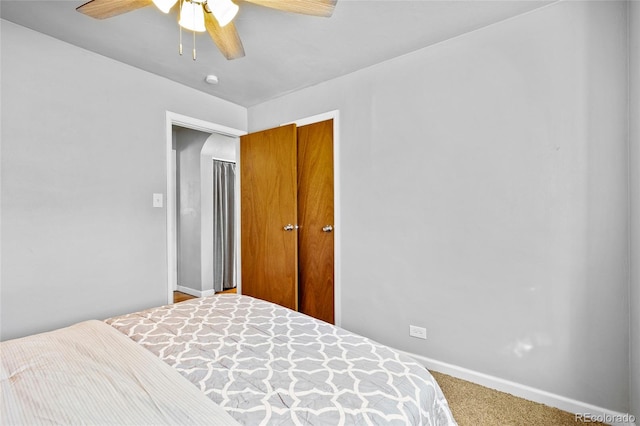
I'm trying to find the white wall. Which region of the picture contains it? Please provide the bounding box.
[249,1,630,413]
[0,20,247,340]
[174,127,211,293]
[630,1,640,420]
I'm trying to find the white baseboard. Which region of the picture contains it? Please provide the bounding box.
[396,349,637,426]
[175,285,215,298]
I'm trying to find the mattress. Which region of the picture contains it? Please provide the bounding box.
[107,294,456,425]
[0,320,239,425]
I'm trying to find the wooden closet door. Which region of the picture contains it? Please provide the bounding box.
[240,124,298,310]
[297,120,334,324]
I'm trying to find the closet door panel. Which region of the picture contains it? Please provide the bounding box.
[240,124,298,310]
[297,120,334,323]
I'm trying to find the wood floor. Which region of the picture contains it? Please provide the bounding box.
[173,289,236,303]
[173,291,197,303]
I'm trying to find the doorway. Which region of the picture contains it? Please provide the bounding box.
[164,112,246,304]
[163,110,341,327]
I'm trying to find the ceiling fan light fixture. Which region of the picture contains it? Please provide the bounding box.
[152,0,178,13]
[179,1,206,32]
[209,0,239,28]
[77,0,337,61]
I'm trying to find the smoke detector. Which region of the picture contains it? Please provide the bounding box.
[205,74,219,85]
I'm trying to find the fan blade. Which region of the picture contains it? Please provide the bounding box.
[204,12,245,60]
[76,0,153,19]
[241,0,336,17]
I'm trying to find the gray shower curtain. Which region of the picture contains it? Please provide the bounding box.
[212,160,236,292]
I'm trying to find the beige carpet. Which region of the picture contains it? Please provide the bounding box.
[430,371,607,426]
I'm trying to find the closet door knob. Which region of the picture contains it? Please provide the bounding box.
[322,225,333,233]
[283,224,298,231]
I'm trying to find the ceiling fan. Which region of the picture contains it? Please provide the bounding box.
[76,0,337,60]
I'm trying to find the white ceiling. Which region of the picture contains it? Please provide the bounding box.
[1,0,553,107]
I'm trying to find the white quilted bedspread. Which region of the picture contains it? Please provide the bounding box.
[106,294,456,426]
[1,320,239,425]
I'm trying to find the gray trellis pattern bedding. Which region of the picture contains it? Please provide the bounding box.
[106,294,456,426]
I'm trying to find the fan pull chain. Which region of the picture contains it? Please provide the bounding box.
[193,29,197,60]
[176,0,198,60]
[178,0,183,55]
[192,2,197,60]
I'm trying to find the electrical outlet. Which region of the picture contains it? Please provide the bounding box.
[409,325,427,340]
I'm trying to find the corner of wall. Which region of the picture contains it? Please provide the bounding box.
[629,0,640,420]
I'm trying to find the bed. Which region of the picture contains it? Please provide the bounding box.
[2,294,456,425]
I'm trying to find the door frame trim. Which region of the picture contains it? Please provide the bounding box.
[283,110,342,327]
[165,111,246,304]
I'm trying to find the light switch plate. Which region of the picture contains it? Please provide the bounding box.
[153,193,163,208]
